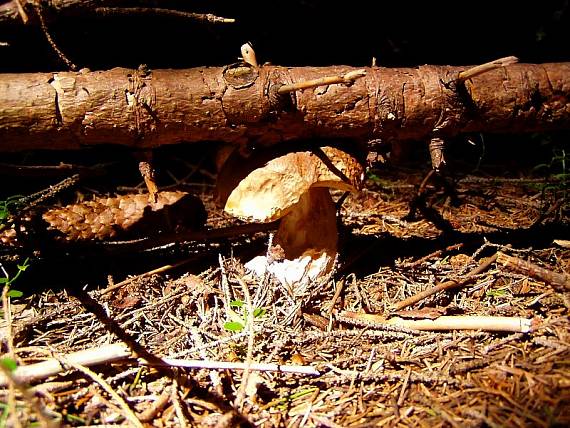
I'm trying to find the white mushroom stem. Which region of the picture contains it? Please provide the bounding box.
[275,188,338,260]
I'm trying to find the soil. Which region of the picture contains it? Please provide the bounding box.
[1,143,569,427]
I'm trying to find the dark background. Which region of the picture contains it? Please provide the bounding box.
[1,1,569,72]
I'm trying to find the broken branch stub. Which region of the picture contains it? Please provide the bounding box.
[1,62,569,152]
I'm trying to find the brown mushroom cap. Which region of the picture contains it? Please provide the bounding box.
[220,146,364,223]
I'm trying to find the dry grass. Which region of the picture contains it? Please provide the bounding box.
[1,167,569,427]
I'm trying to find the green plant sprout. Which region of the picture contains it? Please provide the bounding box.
[224,299,266,332]
[0,258,29,294]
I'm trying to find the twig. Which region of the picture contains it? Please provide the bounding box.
[153,358,320,375]
[171,379,188,428]
[33,2,77,70]
[137,390,170,422]
[98,258,195,296]
[1,343,320,387]
[497,251,570,291]
[54,353,144,428]
[393,253,498,310]
[0,343,131,386]
[326,278,345,317]
[94,7,235,24]
[457,56,518,81]
[15,0,29,24]
[399,243,464,268]
[340,311,534,332]
[234,277,255,411]
[96,221,277,253]
[277,69,366,94]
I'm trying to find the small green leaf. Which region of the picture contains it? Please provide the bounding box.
[0,278,8,284]
[17,259,30,272]
[224,321,244,332]
[0,357,18,372]
[230,300,244,308]
[7,289,23,298]
[486,289,507,298]
[253,308,266,318]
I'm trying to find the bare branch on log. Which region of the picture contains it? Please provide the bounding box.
[457,56,519,81]
[0,62,569,152]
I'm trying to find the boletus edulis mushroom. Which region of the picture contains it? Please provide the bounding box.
[217,144,365,286]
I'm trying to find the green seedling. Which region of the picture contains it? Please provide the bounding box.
[223,299,266,332]
[0,258,30,302]
[485,288,508,298]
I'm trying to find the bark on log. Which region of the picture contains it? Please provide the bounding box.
[1,62,569,152]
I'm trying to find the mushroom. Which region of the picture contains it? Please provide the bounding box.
[216,145,365,286]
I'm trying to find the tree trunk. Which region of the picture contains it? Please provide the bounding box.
[1,62,569,152]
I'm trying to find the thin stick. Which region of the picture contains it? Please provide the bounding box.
[341,312,534,333]
[457,56,518,81]
[497,252,570,291]
[234,277,255,411]
[98,258,194,295]
[54,353,144,428]
[1,343,319,387]
[0,343,131,386]
[400,243,464,268]
[326,278,345,317]
[138,390,170,422]
[94,7,235,23]
[393,253,498,310]
[278,69,366,94]
[97,220,277,253]
[171,380,188,428]
[15,0,29,24]
[34,2,77,70]
[151,358,320,375]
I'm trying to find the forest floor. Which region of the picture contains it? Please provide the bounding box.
[1,152,569,427]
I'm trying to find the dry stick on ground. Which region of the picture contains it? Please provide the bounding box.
[392,253,499,311]
[1,61,569,152]
[340,312,534,333]
[497,252,570,291]
[234,277,255,412]
[0,343,320,387]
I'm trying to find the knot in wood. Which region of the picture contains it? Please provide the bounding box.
[222,62,259,89]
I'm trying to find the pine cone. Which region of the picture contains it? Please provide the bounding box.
[41,191,206,241]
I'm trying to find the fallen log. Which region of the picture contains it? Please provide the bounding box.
[1,61,569,152]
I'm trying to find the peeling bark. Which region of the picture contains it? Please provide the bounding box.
[0,62,569,152]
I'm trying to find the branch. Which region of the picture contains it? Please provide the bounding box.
[392,253,498,310]
[1,61,569,152]
[0,343,320,387]
[340,312,535,333]
[497,252,570,291]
